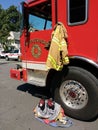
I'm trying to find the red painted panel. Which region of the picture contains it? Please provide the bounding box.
[21,30,52,62]
[21,0,98,64]
[57,0,98,62]
[10,69,22,80]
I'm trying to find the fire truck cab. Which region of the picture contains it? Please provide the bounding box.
[10,0,98,121]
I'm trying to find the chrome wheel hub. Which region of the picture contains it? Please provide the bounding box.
[60,80,88,109]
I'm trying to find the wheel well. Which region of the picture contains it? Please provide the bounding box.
[68,58,98,79]
[46,58,98,90]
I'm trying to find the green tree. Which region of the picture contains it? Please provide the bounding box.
[6,6,21,31]
[0,5,21,50]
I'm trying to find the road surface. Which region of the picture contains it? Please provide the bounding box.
[0,59,98,130]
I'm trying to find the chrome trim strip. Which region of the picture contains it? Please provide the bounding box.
[22,60,47,70]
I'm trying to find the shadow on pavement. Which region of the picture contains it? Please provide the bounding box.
[17,83,50,99]
[17,83,98,122]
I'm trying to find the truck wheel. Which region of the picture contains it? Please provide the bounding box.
[5,56,9,61]
[51,66,98,121]
[18,56,21,62]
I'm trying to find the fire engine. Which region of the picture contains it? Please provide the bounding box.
[10,0,98,121]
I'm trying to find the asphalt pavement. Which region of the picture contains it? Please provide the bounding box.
[0,59,98,130]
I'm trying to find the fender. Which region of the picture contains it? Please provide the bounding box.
[69,56,98,69]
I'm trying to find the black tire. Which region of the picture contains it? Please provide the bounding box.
[18,56,21,62]
[5,56,9,61]
[51,66,98,121]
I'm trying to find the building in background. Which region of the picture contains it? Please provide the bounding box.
[7,31,20,50]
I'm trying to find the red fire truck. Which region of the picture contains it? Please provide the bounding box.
[10,0,98,121]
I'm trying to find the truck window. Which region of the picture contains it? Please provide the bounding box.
[28,14,52,31]
[27,1,52,31]
[68,0,88,25]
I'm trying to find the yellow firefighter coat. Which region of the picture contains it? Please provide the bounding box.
[46,22,69,71]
